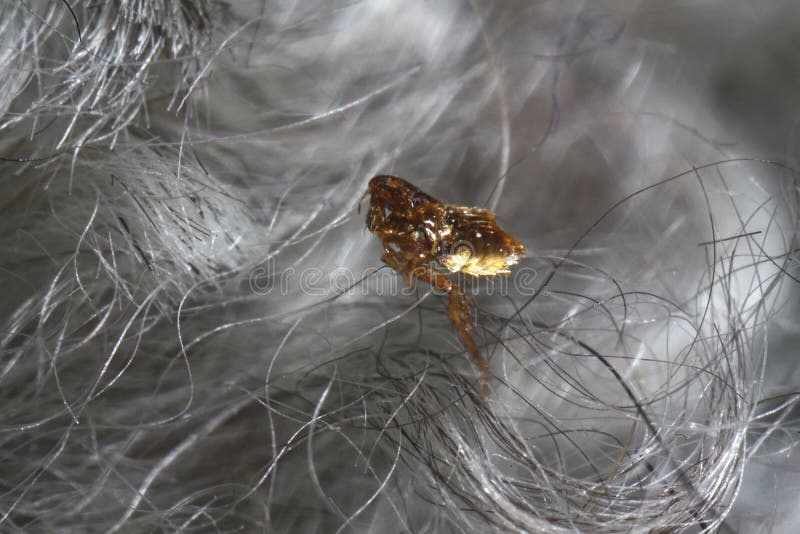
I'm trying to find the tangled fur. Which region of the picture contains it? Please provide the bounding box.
[1,1,799,532]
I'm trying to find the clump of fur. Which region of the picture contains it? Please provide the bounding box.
[1,1,799,533]
[0,1,215,149]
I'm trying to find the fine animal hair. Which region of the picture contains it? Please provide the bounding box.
[1,1,800,532]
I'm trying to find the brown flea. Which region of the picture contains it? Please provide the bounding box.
[361,175,525,402]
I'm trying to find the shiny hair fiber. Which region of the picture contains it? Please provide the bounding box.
[1,1,799,532]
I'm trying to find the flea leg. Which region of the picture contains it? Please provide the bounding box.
[408,264,489,403]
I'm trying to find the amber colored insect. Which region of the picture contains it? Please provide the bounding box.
[361,175,525,402]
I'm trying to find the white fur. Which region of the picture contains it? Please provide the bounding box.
[1,1,799,532]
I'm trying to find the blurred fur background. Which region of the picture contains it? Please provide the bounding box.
[1,1,799,532]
